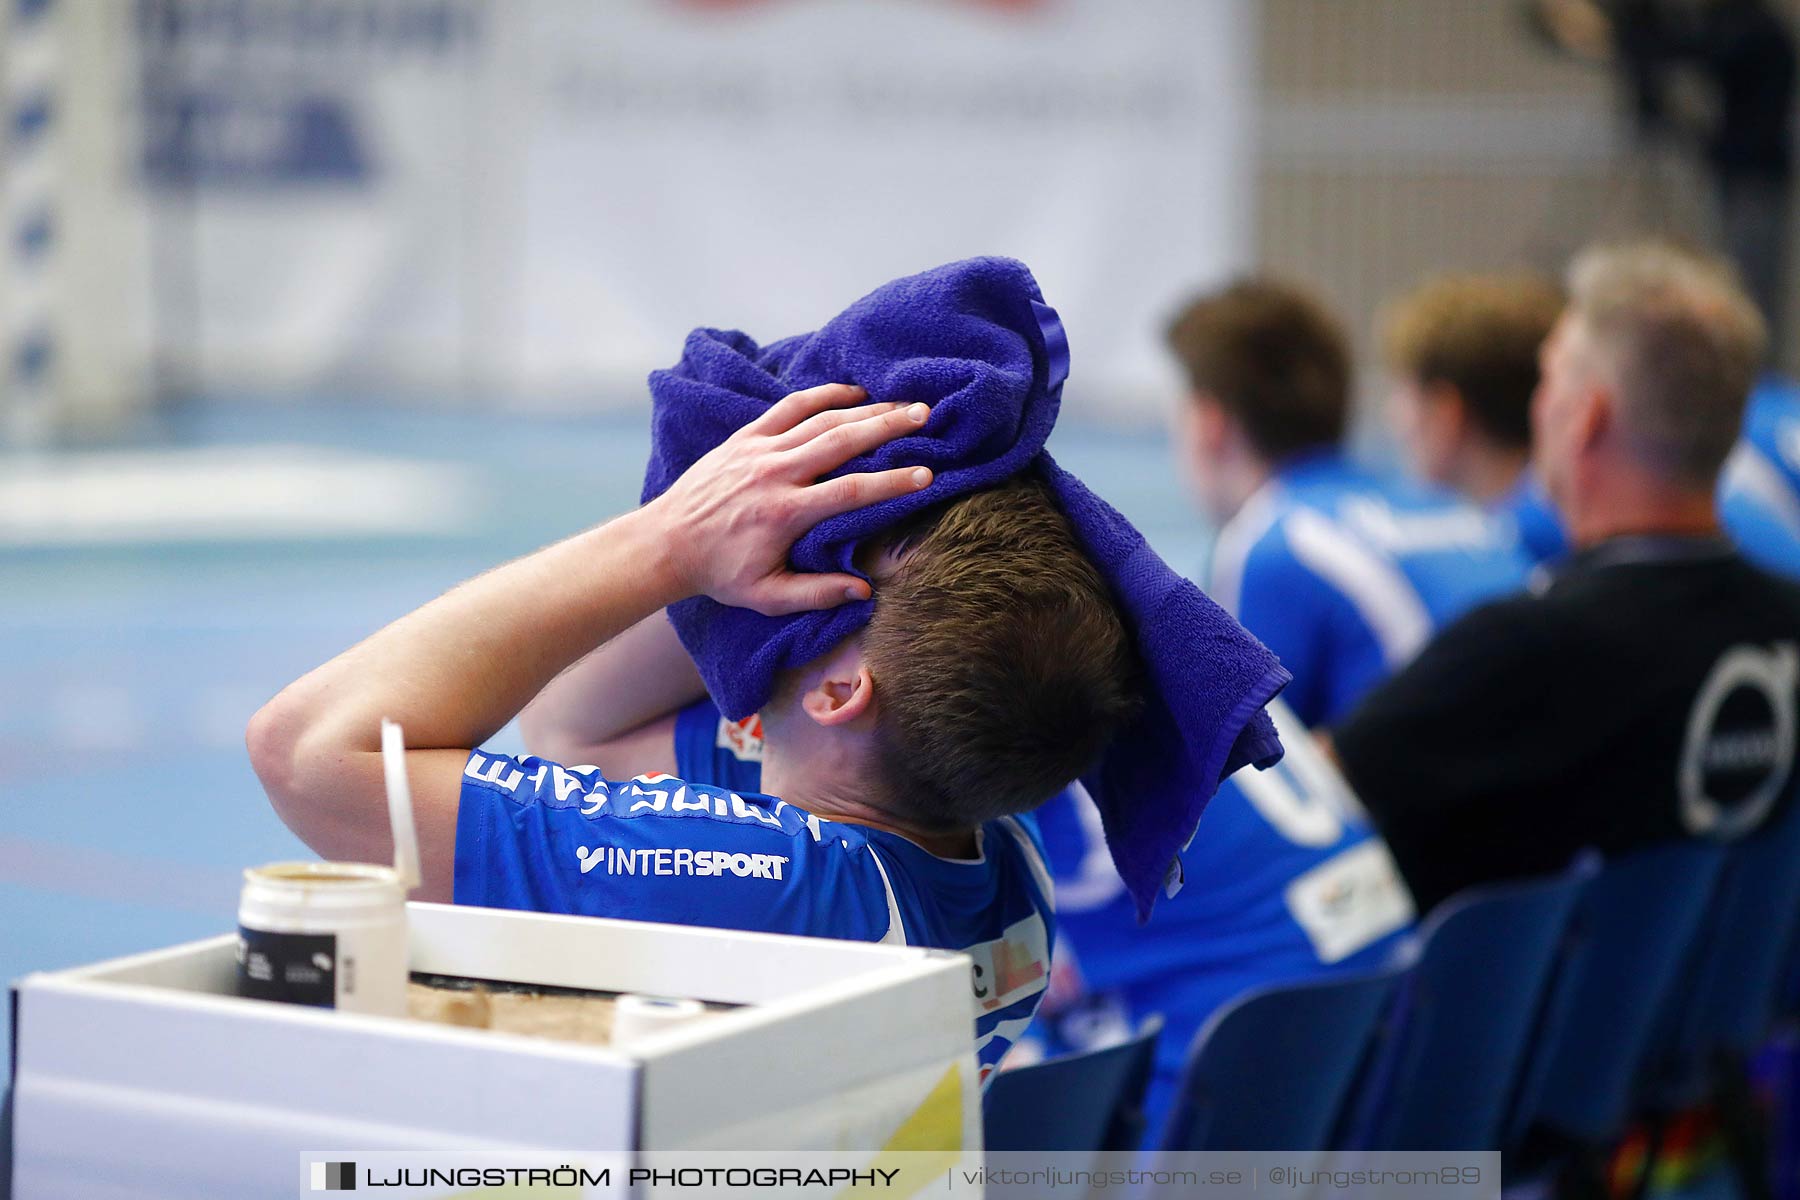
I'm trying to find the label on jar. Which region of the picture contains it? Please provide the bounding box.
[237,926,338,1008]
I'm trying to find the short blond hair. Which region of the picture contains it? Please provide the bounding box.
[1382,272,1564,450]
[1566,242,1766,488]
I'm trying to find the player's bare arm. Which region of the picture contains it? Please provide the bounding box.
[247,385,933,902]
[517,613,702,777]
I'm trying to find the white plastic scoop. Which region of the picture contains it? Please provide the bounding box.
[379,718,423,891]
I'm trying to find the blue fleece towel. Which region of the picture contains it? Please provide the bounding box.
[641,256,1290,920]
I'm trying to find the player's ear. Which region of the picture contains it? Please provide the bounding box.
[1579,380,1614,452]
[1188,391,1229,454]
[800,646,876,728]
[1428,381,1468,440]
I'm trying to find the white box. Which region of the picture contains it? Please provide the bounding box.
[7,902,981,1199]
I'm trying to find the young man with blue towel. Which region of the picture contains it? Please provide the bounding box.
[248,259,1288,1084]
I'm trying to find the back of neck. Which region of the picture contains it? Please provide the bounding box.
[1565,478,1721,549]
[1455,446,1530,506]
[806,797,980,859]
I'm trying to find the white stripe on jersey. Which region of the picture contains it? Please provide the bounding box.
[998,814,1057,914]
[864,845,908,946]
[1724,441,1800,539]
[1283,507,1433,669]
[1045,783,1126,913]
[974,1009,1041,1071]
[1209,483,1283,617]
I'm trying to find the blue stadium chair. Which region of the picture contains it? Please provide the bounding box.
[1156,962,1409,1152]
[983,1016,1162,1153]
[1511,841,1727,1147]
[1635,798,1800,1200]
[1658,799,1800,1079]
[1343,853,1598,1151]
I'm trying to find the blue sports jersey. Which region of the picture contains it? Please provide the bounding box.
[1720,377,1800,578]
[1023,699,1415,1143]
[1209,449,1530,726]
[454,700,1056,1082]
[1495,470,1569,568]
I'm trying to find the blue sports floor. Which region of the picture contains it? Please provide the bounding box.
[0,399,1207,1077]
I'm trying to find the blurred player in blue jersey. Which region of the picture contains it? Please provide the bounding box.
[248,386,1140,1083]
[1384,273,1800,580]
[1167,279,1530,726]
[1719,375,1800,576]
[1380,272,1569,569]
[1019,700,1414,1145]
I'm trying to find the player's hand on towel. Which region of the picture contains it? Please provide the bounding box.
[647,382,933,616]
